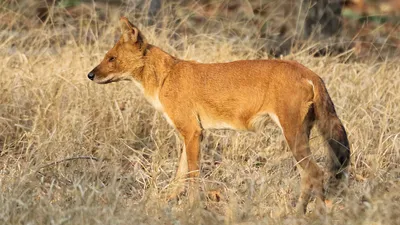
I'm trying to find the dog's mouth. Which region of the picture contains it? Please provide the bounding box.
[93,72,132,84]
[94,75,115,84]
[96,78,113,84]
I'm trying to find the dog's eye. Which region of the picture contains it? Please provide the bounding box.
[109,56,116,62]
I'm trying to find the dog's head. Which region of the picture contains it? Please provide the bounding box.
[87,17,148,84]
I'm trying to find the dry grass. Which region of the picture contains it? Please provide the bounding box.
[1,2,400,225]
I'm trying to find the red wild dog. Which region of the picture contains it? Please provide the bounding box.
[88,17,350,214]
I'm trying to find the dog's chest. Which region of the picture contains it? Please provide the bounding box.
[142,90,175,127]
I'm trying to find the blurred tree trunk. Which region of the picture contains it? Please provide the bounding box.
[300,0,344,39]
[148,0,162,25]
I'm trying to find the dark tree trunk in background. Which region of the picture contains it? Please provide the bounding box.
[301,0,344,39]
[148,0,162,25]
[269,0,345,57]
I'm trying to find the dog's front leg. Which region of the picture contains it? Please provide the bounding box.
[181,128,202,205]
[169,144,188,199]
[168,122,202,203]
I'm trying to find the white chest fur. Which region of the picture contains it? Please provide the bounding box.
[145,94,163,111]
[132,80,175,127]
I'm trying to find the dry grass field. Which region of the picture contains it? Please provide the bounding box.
[1,2,399,224]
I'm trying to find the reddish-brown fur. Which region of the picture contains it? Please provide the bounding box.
[88,17,350,214]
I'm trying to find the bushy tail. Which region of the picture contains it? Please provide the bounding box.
[311,77,350,180]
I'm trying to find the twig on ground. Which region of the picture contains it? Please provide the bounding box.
[36,156,99,172]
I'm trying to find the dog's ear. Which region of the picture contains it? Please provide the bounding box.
[119,17,148,52]
[119,17,140,43]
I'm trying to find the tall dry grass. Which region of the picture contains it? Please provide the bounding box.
[0,2,399,224]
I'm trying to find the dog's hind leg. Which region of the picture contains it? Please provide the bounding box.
[276,105,325,214]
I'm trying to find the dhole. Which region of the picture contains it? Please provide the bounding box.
[88,17,350,214]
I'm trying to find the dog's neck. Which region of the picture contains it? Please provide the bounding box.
[138,45,178,96]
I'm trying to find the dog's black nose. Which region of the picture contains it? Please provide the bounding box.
[88,72,95,80]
